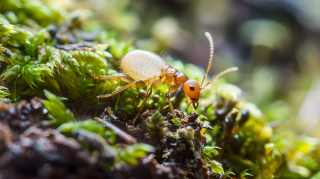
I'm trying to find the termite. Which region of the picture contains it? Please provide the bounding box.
[89,32,238,124]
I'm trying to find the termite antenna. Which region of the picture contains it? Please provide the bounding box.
[205,32,214,57]
[201,67,238,92]
[201,32,214,88]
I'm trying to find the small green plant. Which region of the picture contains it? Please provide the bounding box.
[146,111,168,137]
[171,118,181,125]
[225,166,235,176]
[117,143,155,164]
[59,119,116,144]
[0,86,10,98]
[41,90,74,125]
[241,169,253,178]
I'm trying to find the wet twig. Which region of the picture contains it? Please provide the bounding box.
[94,117,137,144]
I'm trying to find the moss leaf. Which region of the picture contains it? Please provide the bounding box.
[42,89,74,125]
[25,28,47,57]
[209,160,224,175]
[241,169,253,177]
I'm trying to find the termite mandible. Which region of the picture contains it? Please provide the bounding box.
[89,32,238,125]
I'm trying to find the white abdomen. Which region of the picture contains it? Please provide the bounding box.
[121,50,167,81]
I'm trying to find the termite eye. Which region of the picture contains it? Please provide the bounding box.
[189,85,195,91]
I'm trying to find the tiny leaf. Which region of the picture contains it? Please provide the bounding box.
[241,169,253,177]
[210,160,224,175]
[25,28,47,57]
[114,95,120,113]
[123,105,134,115]
[225,166,234,175]
[204,146,221,155]
[171,118,181,125]
[42,90,74,126]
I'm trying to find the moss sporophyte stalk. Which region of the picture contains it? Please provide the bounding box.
[0,1,319,179]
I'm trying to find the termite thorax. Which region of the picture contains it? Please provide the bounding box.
[174,72,188,85]
[161,65,189,85]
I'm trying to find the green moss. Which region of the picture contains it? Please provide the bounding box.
[41,90,75,125]
[146,111,168,137]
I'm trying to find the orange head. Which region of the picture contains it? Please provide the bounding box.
[182,79,201,109]
[180,32,238,111]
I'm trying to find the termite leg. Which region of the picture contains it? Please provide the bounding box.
[165,85,180,120]
[188,97,193,113]
[132,85,154,125]
[165,92,175,119]
[89,71,134,83]
[97,80,145,99]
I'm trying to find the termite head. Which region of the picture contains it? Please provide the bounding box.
[183,79,201,109]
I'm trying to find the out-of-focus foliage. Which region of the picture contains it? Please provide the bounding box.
[117,143,155,164]
[0,14,15,36]
[0,86,10,98]
[0,0,67,25]
[59,119,117,144]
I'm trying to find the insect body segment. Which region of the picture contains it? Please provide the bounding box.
[90,32,238,125]
[121,50,166,87]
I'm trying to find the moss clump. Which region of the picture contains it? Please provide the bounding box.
[146,110,168,137]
